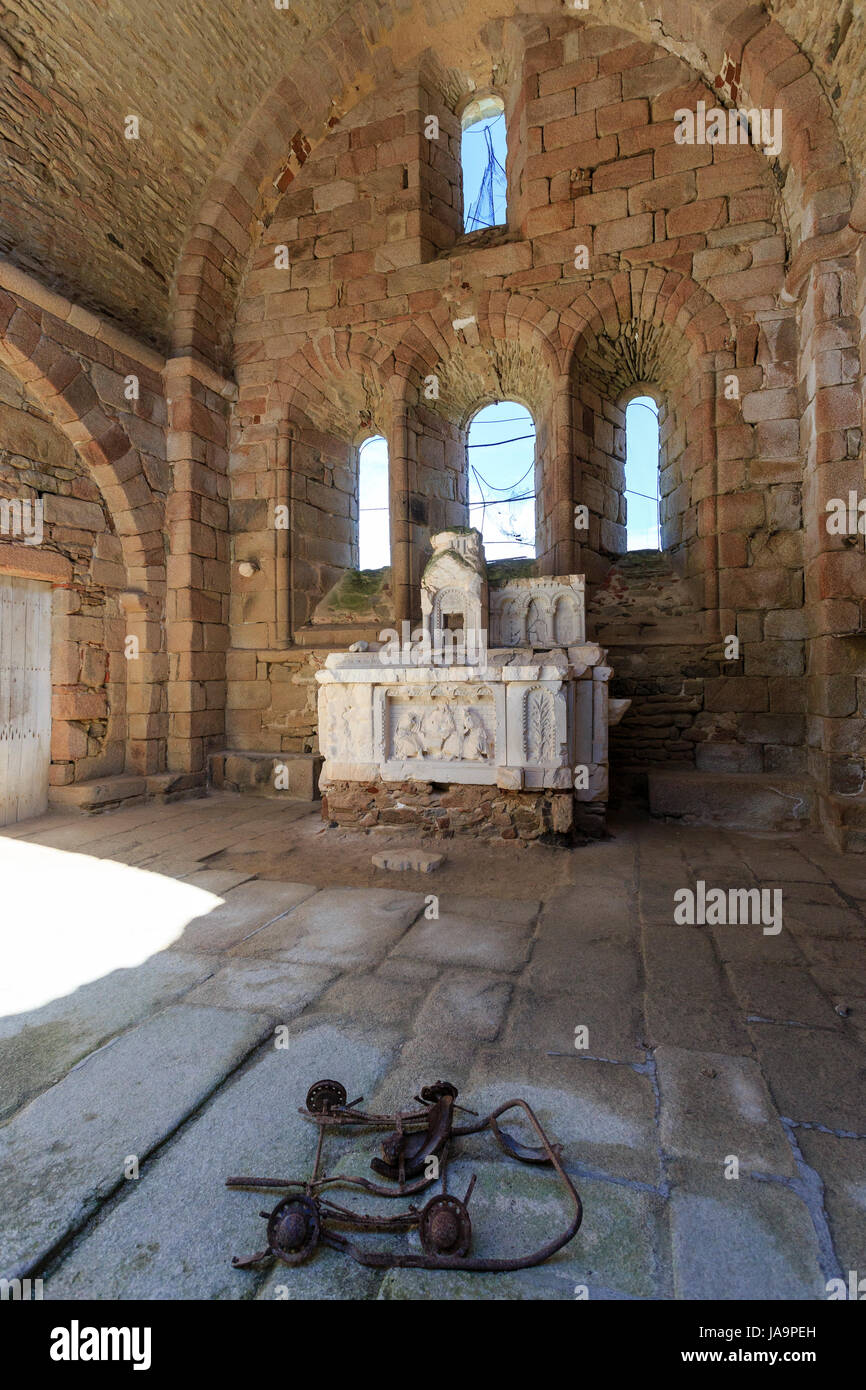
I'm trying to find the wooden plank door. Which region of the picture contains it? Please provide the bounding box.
[0,576,52,826]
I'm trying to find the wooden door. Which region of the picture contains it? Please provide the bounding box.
[0,576,52,826]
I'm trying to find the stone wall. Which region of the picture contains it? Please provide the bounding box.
[0,5,864,845]
[219,17,863,848]
[322,778,586,844]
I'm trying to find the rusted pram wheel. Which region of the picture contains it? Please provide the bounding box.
[419,1080,458,1103]
[419,1194,471,1258]
[267,1195,321,1266]
[306,1079,347,1114]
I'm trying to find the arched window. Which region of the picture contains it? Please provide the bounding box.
[467,402,535,558]
[461,95,507,233]
[358,435,390,569]
[625,396,660,551]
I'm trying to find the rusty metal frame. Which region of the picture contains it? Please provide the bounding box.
[227,1080,582,1273]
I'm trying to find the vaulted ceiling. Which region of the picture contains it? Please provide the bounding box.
[0,0,862,354]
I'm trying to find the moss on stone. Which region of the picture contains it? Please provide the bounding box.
[315,567,392,618]
[487,556,537,586]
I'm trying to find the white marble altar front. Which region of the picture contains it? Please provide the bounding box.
[316,531,629,837]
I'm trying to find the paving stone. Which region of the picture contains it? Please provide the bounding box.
[748,1022,866,1130]
[181,869,256,892]
[43,1027,396,1300]
[710,920,806,964]
[514,940,645,1061]
[655,1046,796,1176]
[367,1036,481,1112]
[724,961,842,1029]
[378,1266,582,1299]
[177,880,318,952]
[390,911,533,972]
[0,951,215,1120]
[247,888,426,968]
[437,895,541,925]
[380,1160,662,1299]
[375,958,442,982]
[785,903,866,938]
[464,1049,660,1183]
[183,959,336,1015]
[643,926,751,1052]
[303,969,432,1032]
[0,1005,271,1277]
[413,970,513,1043]
[796,1130,866,1278]
[540,885,635,942]
[669,1164,826,1300]
[514,993,645,1071]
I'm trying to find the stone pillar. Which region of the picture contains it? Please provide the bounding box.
[164,357,235,774]
[799,242,865,846]
[391,409,413,625]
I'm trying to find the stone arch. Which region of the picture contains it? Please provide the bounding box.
[0,292,164,601]
[170,2,852,375]
[0,299,169,780]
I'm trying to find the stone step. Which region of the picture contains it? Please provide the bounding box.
[48,772,206,813]
[209,750,323,800]
[648,769,814,833]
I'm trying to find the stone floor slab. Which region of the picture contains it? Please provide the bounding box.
[177,880,318,952]
[253,888,426,968]
[0,951,215,1121]
[183,959,336,1016]
[412,970,513,1043]
[0,1005,270,1276]
[41,1026,396,1300]
[669,1164,826,1300]
[748,1022,866,1131]
[796,1129,866,1278]
[390,912,533,972]
[656,1046,796,1176]
[464,1049,660,1183]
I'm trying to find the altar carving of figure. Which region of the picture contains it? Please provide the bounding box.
[425,704,460,758]
[527,599,547,647]
[394,711,424,758]
[462,707,491,760]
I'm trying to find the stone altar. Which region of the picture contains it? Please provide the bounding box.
[316,530,630,840]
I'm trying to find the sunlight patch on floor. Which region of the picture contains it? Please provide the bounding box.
[0,838,223,1015]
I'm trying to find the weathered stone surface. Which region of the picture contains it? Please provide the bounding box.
[413,970,513,1043]
[656,1047,796,1175]
[183,959,336,1015]
[724,960,842,1029]
[42,1027,394,1300]
[0,1006,270,1276]
[797,1130,866,1278]
[464,1048,660,1183]
[391,910,534,972]
[237,888,426,967]
[669,1163,827,1300]
[0,951,215,1120]
[747,1023,866,1131]
[177,880,318,952]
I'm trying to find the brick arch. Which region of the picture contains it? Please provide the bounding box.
[563,268,734,371]
[0,291,163,598]
[271,328,396,438]
[171,1,851,375]
[0,291,169,778]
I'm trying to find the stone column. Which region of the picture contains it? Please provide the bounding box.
[163,357,236,774]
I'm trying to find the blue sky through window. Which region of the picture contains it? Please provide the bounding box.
[625,396,660,550]
[462,111,507,232]
[358,435,390,569]
[467,402,535,559]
